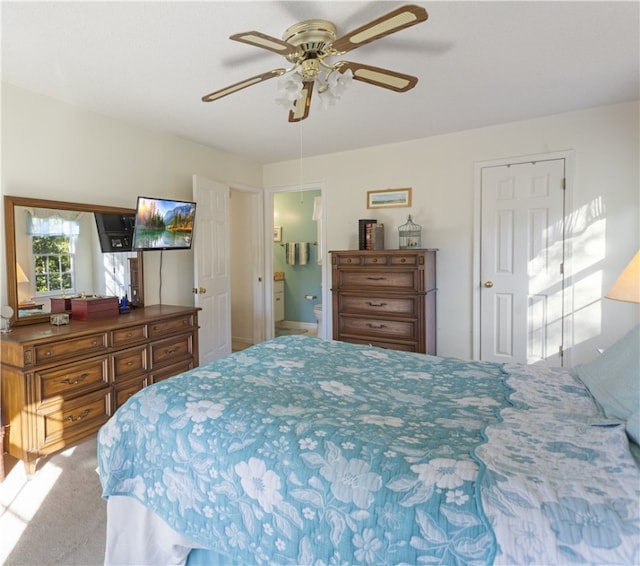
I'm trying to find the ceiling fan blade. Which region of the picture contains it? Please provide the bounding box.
[330,4,428,55]
[202,69,286,102]
[230,31,301,57]
[338,61,418,92]
[289,81,314,122]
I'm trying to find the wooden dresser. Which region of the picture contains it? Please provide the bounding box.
[1,304,199,474]
[331,249,437,354]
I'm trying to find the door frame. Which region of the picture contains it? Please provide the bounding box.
[472,149,575,364]
[264,182,327,339]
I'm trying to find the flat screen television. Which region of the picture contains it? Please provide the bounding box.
[94,212,135,253]
[132,196,197,251]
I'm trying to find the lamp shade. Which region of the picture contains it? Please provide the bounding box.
[16,263,29,284]
[605,251,640,303]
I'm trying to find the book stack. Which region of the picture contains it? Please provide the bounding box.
[359,220,385,250]
[366,223,385,250]
[358,219,377,250]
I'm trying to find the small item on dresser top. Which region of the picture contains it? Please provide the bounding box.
[119,295,131,314]
[0,305,14,333]
[358,218,377,250]
[50,296,74,313]
[50,313,70,325]
[398,214,422,248]
[71,296,119,320]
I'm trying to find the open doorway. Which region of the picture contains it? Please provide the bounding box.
[266,184,326,340]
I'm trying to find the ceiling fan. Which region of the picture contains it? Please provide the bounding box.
[202,4,428,122]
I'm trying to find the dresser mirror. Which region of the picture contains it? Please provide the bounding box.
[4,195,144,327]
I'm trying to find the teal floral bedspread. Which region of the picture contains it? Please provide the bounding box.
[98,336,640,565]
[99,336,509,565]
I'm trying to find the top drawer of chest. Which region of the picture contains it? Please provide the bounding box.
[35,332,108,365]
[148,313,196,338]
[333,253,419,267]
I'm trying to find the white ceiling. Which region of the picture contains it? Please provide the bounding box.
[2,1,638,164]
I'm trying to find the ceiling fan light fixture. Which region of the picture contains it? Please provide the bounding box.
[317,67,353,109]
[276,72,304,111]
[203,4,427,121]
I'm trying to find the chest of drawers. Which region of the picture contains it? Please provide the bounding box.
[1,305,199,475]
[331,250,437,354]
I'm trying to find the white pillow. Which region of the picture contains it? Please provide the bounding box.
[574,325,639,444]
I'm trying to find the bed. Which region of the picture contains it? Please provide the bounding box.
[98,331,640,565]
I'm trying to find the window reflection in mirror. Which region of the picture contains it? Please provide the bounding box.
[13,205,140,320]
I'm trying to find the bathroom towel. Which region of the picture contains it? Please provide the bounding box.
[299,242,309,265]
[312,196,322,221]
[286,242,296,265]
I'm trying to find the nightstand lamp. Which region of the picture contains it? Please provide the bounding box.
[605,251,640,304]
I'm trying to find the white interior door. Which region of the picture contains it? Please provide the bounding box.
[480,158,566,365]
[193,175,231,363]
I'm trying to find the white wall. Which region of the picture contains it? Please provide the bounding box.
[1,83,263,309]
[264,101,640,364]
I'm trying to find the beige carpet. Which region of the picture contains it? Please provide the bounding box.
[0,437,106,565]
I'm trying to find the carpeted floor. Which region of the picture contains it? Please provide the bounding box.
[0,437,105,565]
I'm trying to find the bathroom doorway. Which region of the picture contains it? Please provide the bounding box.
[267,183,326,339]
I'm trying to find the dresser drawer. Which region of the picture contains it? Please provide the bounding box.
[149,315,195,337]
[149,359,194,384]
[114,376,147,408]
[337,315,417,341]
[35,333,107,364]
[338,294,418,316]
[37,388,111,450]
[111,324,148,347]
[37,356,110,401]
[333,252,420,267]
[336,269,419,291]
[150,334,193,368]
[112,345,148,381]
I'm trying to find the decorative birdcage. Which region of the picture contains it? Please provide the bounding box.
[398,215,422,249]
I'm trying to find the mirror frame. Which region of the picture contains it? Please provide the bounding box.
[4,195,144,327]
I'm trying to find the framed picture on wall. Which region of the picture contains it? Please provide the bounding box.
[273,226,282,242]
[367,187,412,209]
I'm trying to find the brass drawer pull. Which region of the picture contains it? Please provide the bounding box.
[64,409,91,422]
[126,361,134,366]
[165,347,179,355]
[366,276,386,281]
[367,302,387,307]
[367,323,387,329]
[61,373,89,385]
[44,350,52,357]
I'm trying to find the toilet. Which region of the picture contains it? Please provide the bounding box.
[313,304,322,335]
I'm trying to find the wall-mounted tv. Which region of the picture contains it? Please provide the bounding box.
[94,212,135,253]
[132,196,197,251]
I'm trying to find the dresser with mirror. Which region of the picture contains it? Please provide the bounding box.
[1,196,199,475]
